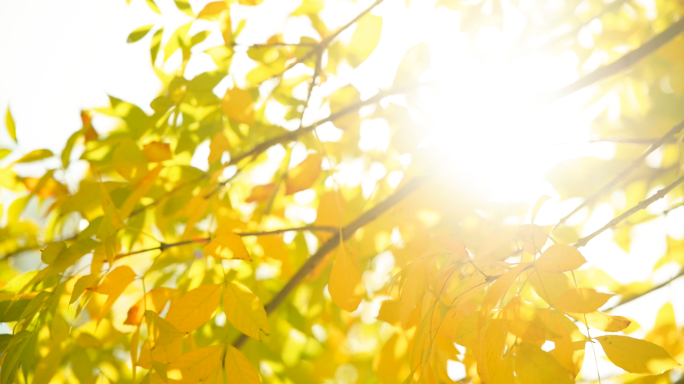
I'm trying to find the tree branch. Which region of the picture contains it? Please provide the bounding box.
[603,268,684,312]
[113,226,340,260]
[575,172,684,247]
[545,18,684,103]
[228,81,431,166]
[556,120,684,228]
[232,173,434,349]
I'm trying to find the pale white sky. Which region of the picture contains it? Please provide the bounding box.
[1,1,683,379]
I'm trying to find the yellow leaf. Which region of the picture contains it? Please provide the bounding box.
[455,312,485,348]
[223,282,270,340]
[514,343,574,384]
[14,149,54,164]
[5,107,17,142]
[285,153,323,195]
[479,263,533,329]
[329,249,364,312]
[165,284,221,333]
[489,352,515,384]
[315,190,344,242]
[530,195,551,224]
[224,345,260,384]
[221,86,254,125]
[518,224,550,254]
[245,183,276,203]
[143,141,172,162]
[125,287,178,326]
[431,235,469,258]
[197,2,227,21]
[377,299,400,325]
[137,338,183,368]
[474,229,517,261]
[204,230,251,261]
[166,345,223,384]
[596,335,681,374]
[41,242,66,265]
[481,318,507,380]
[503,296,546,342]
[567,310,631,332]
[539,309,585,377]
[347,14,383,68]
[87,266,136,322]
[554,288,614,313]
[120,165,164,220]
[527,269,573,306]
[392,42,431,89]
[97,181,124,239]
[208,131,230,164]
[113,139,149,181]
[146,311,185,346]
[237,0,263,5]
[534,244,586,273]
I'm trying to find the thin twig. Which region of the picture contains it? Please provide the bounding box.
[575,173,684,247]
[113,226,340,260]
[545,18,684,103]
[556,120,684,228]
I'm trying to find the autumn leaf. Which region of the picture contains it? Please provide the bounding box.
[245,183,276,203]
[329,249,364,312]
[5,107,17,142]
[222,86,254,125]
[514,343,574,384]
[347,14,382,68]
[146,310,185,346]
[113,138,149,181]
[165,284,221,333]
[224,345,260,384]
[223,281,270,340]
[204,230,251,260]
[197,2,227,21]
[431,235,469,258]
[167,345,223,383]
[125,287,177,325]
[567,310,632,332]
[143,141,172,162]
[14,149,53,164]
[596,335,681,374]
[208,131,230,164]
[86,266,136,322]
[554,287,614,313]
[285,153,323,195]
[534,244,586,273]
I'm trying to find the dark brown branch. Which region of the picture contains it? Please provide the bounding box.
[556,120,684,228]
[232,173,434,349]
[545,18,684,103]
[575,173,684,247]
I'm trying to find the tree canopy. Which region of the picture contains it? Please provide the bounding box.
[1,0,684,383]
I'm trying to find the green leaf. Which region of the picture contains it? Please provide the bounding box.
[347,14,383,68]
[14,149,54,164]
[0,334,12,355]
[174,0,194,16]
[5,107,16,142]
[127,24,155,44]
[145,0,161,14]
[0,299,31,322]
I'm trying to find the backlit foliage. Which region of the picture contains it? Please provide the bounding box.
[1,0,684,383]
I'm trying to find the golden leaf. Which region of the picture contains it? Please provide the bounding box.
[554,288,614,313]
[534,244,586,273]
[285,153,323,195]
[221,87,254,125]
[143,141,172,162]
[204,230,251,261]
[223,282,270,340]
[596,335,680,374]
[329,249,364,312]
[165,284,221,333]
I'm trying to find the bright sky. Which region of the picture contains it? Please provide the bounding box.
[1,0,683,380]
